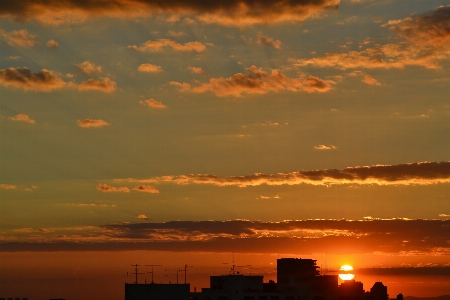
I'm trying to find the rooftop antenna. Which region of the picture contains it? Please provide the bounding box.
[131,264,145,284]
[179,264,193,284]
[145,264,162,283]
[165,268,179,284]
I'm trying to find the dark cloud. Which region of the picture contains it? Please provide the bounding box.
[0,67,65,91]
[0,0,340,26]
[120,161,450,187]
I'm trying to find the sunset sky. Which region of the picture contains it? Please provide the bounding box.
[1,0,449,299]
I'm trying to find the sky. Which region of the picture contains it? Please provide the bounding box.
[0,0,450,299]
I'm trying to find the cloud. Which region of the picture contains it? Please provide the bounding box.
[46,39,58,48]
[77,119,110,128]
[257,34,282,49]
[0,184,17,189]
[171,65,334,97]
[0,0,340,27]
[133,185,159,193]
[0,67,65,91]
[362,74,381,86]
[167,30,185,37]
[96,183,130,193]
[128,39,206,52]
[294,6,450,70]
[119,161,450,187]
[139,98,167,108]
[0,29,36,46]
[314,144,337,150]
[76,61,102,74]
[137,214,148,219]
[78,77,116,92]
[137,63,163,73]
[188,66,207,75]
[9,114,36,124]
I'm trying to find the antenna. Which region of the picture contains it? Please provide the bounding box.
[179,264,193,284]
[131,264,145,284]
[145,264,163,283]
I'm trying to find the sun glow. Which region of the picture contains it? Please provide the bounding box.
[338,265,355,281]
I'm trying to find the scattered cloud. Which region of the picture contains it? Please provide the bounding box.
[171,65,334,97]
[78,77,116,92]
[167,30,185,37]
[188,66,207,75]
[137,63,163,73]
[8,55,20,60]
[362,74,381,86]
[77,119,110,128]
[139,98,167,108]
[46,39,59,48]
[0,67,66,91]
[9,114,36,124]
[0,0,340,27]
[137,214,148,219]
[0,29,36,46]
[0,184,17,189]
[76,61,102,74]
[118,161,450,187]
[128,39,206,52]
[133,185,159,193]
[314,144,337,150]
[257,34,281,49]
[96,183,130,193]
[294,6,450,70]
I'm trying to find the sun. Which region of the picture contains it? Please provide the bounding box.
[338,265,355,281]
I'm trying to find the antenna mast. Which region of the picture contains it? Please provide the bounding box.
[179,264,193,284]
[131,264,145,284]
[145,264,162,283]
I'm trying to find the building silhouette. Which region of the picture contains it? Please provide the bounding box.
[125,258,396,300]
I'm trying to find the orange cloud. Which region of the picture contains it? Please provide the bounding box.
[76,61,102,74]
[188,66,207,75]
[257,34,281,49]
[46,39,58,48]
[137,214,148,219]
[77,119,110,128]
[139,98,167,108]
[314,144,337,150]
[120,161,450,187]
[0,0,340,27]
[128,39,206,52]
[133,185,159,193]
[0,67,65,91]
[171,65,334,97]
[9,114,36,124]
[137,63,163,73]
[295,6,450,70]
[0,184,17,189]
[96,183,130,193]
[0,29,36,46]
[362,74,381,86]
[78,77,116,92]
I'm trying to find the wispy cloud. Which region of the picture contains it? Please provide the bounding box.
[171,65,334,97]
[96,183,130,193]
[362,74,381,86]
[46,39,59,48]
[0,67,65,91]
[137,63,163,73]
[9,114,36,124]
[257,34,281,49]
[137,214,148,219]
[133,185,159,193]
[313,144,337,150]
[128,39,206,52]
[0,184,17,189]
[78,77,116,92]
[139,98,167,109]
[118,161,450,187]
[77,119,110,128]
[0,0,340,26]
[0,29,36,46]
[76,61,102,74]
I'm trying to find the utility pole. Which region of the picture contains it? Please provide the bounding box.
[179,264,193,284]
[145,264,162,283]
[131,264,145,284]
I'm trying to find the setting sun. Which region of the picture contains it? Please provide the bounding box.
[339,265,355,281]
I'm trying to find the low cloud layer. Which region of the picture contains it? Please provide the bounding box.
[0,0,340,26]
[9,114,36,124]
[0,29,36,46]
[78,77,116,92]
[77,119,110,128]
[1,219,449,257]
[0,67,65,91]
[171,65,333,97]
[138,63,163,73]
[76,61,102,74]
[118,161,450,187]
